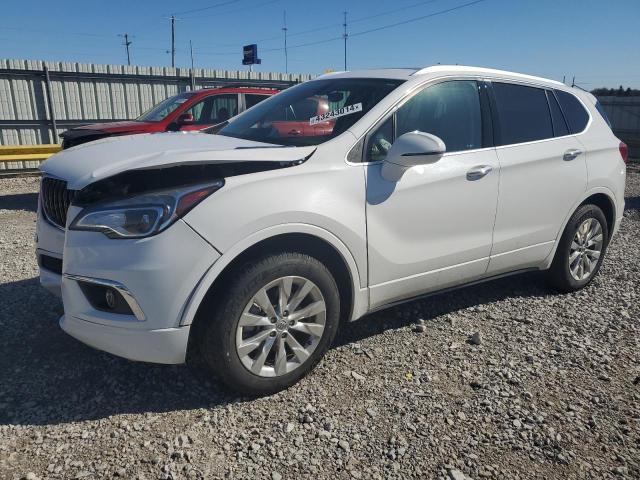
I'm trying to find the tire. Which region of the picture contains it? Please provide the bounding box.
[545,204,609,293]
[199,252,341,396]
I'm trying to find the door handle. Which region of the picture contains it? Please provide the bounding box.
[466,165,493,181]
[563,149,583,161]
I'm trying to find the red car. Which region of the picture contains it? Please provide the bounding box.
[60,87,279,149]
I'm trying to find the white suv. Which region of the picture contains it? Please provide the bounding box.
[36,66,627,394]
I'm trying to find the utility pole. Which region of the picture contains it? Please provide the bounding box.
[119,33,132,66]
[171,15,176,67]
[282,11,288,74]
[189,40,195,70]
[342,11,348,71]
[189,40,195,90]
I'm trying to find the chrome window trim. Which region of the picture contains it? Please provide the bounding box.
[63,273,147,321]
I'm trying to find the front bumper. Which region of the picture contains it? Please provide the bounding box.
[60,314,190,364]
[58,215,220,364]
[36,200,66,297]
[38,254,63,297]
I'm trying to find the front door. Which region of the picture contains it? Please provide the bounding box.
[365,80,500,308]
[180,94,239,131]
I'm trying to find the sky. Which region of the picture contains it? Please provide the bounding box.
[1,0,639,88]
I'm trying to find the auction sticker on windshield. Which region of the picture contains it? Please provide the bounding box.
[309,103,362,125]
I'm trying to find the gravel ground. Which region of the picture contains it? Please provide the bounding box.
[0,168,639,480]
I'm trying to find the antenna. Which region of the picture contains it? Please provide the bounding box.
[342,11,348,71]
[282,11,288,74]
[118,33,133,65]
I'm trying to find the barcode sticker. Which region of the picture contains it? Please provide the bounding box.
[309,103,362,125]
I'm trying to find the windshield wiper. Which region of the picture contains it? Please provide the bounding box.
[203,121,229,135]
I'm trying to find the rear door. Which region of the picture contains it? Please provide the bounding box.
[487,81,587,274]
[244,93,271,112]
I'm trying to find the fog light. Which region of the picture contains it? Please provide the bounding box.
[105,288,117,309]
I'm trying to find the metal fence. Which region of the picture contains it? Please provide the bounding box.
[597,96,640,159]
[0,58,312,147]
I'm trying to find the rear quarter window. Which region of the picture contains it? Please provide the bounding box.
[595,100,612,128]
[554,90,590,133]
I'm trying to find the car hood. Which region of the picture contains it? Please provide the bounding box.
[63,121,155,135]
[40,132,316,190]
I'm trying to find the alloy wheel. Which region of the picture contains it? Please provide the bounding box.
[568,218,604,281]
[235,276,326,377]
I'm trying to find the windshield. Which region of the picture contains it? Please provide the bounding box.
[218,78,404,146]
[137,92,194,122]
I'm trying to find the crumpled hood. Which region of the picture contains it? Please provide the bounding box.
[40,132,316,190]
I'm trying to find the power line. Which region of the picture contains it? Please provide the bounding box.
[192,0,452,51]
[170,0,240,16]
[350,0,442,26]
[180,0,280,19]
[0,26,117,38]
[349,0,487,38]
[230,0,445,46]
[259,0,486,54]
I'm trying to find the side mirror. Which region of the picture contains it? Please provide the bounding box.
[176,113,194,125]
[381,131,446,182]
[166,113,195,132]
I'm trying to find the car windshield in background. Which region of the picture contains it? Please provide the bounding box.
[218,78,404,146]
[137,92,194,122]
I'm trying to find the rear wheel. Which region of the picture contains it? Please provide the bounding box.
[199,252,340,395]
[546,204,609,292]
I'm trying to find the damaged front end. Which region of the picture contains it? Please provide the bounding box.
[67,155,312,240]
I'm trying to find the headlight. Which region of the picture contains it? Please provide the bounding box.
[69,181,223,239]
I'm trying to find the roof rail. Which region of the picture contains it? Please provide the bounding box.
[412,65,564,86]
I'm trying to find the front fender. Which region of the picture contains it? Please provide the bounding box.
[178,223,369,326]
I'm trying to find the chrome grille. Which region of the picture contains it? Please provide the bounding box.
[40,177,77,229]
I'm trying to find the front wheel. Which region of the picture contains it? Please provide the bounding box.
[199,252,340,395]
[546,204,609,292]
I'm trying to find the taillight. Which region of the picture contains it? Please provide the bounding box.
[619,142,628,164]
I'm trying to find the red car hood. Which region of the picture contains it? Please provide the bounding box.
[71,121,156,134]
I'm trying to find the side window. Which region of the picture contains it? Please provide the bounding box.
[546,90,569,137]
[186,94,238,124]
[396,80,482,153]
[366,116,393,162]
[364,80,482,162]
[493,83,553,145]
[555,90,590,133]
[246,94,269,109]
